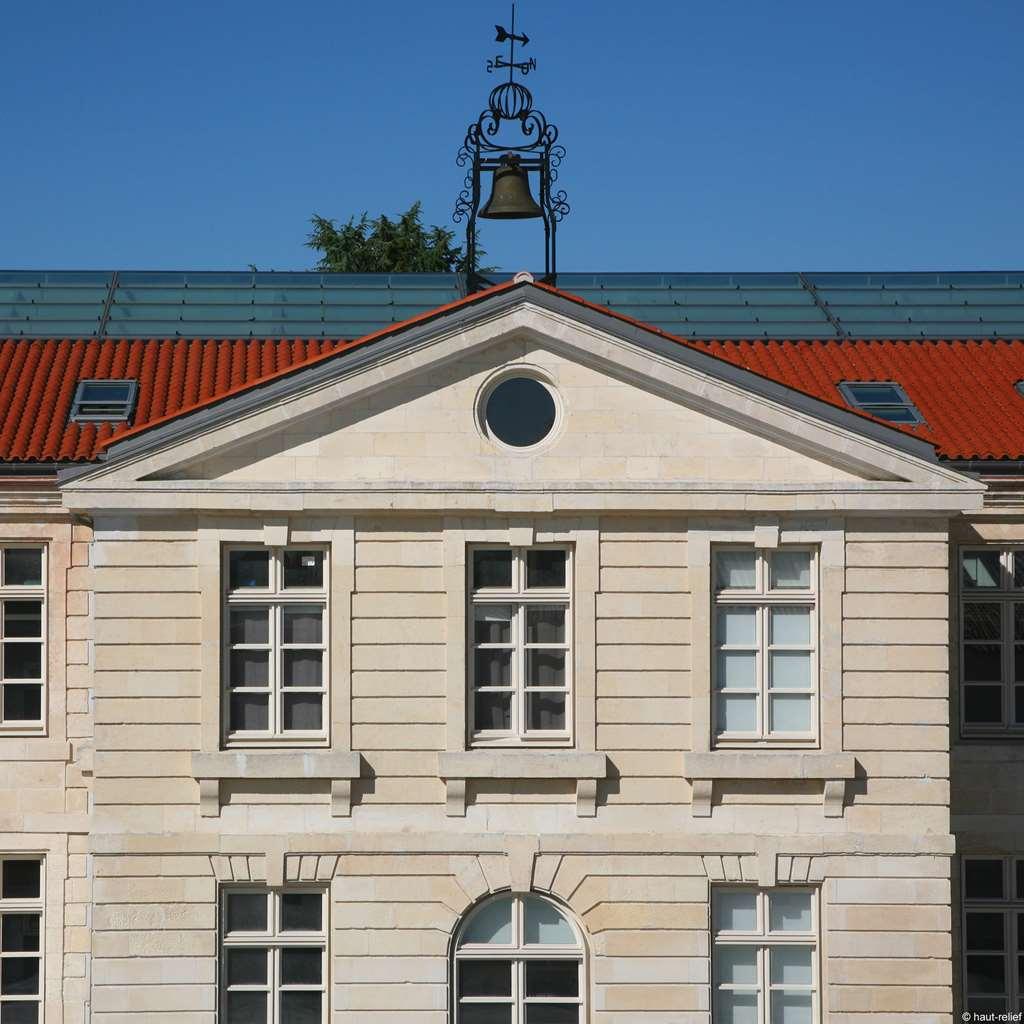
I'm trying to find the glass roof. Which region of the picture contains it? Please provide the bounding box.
[3,270,1024,339]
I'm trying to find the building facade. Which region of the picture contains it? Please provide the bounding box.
[1,272,1022,1021]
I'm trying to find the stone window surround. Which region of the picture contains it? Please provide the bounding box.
[685,519,853,818]
[195,516,361,817]
[441,516,607,817]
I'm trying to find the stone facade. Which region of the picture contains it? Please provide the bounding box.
[0,296,1011,1021]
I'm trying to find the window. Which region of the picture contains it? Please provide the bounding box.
[469,546,572,745]
[962,856,1024,1013]
[68,379,138,422]
[453,894,585,1023]
[0,857,44,1024]
[960,548,1024,733]
[223,547,328,744]
[837,381,922,424]
[712,548,817,744]
[713,887,818,1024]
[0,547,45,731]
[220,887,327,1024]
[482,377,558,449]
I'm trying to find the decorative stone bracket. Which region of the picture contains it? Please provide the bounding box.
[191,751,362,818]
[437,751,609,818]
[681,751,858,818]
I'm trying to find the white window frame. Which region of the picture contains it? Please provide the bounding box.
[712,886,820,1024]
[219,886,328,1024]
[453,893,586,1023]
[222,545,329,747]
[0,856,45,1023]
[961,855,1024,1013]
[712,546,819,746]
[959,547,1024,736]
[468,545,573,748]
[0,545,46,734]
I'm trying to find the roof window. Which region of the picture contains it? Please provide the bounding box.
[69,380,138,422]
[837,381,922,424]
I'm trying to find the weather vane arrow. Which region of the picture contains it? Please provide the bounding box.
[486,3,537,78]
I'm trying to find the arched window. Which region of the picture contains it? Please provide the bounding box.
[453,893,585,1022]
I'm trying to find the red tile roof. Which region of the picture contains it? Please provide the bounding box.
[0,280,1022,464]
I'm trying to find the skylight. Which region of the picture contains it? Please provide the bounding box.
[69,380,139,422]
[837,382,922,424]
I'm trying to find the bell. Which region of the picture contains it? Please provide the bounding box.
[480,155,543,219]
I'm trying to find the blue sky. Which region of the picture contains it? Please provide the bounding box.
[2,0,1023,272]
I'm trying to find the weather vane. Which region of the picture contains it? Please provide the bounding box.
[487,4,536,79]
[453,4,569,291]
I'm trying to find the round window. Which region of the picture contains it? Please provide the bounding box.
[484,377,557,448]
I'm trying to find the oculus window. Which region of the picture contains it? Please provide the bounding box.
[69,379,138,422]
[453,894,585,1024]
[482,376,558,449]
[837,381,922,424]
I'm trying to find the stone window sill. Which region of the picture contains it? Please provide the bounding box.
[437,750,609,818]
[681,751,857,818]
[191,751,361,818]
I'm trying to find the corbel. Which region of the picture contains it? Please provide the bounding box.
[446,779,467,817]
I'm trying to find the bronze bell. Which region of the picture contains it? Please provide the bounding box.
[480,154,543,219]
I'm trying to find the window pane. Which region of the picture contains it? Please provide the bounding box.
[230,694,268,732]
[716,990,758,1024]
[527,692,566,731]
[1,914,39,952]
[716,550,756,590]
[771,991,813,1024]
[718,651,756,690]
[3,643,41,680]
[3,549,42,587]
[969,1000,1009,1015]
[474,648,512,687]
[3,684,42,722]
[0,957,39,995]
[967,954,1007,994]
[282,694,323,731]
[283,550,324,589]
[966,912,1005,950]
[1017,686,1024,725]
[226,992,267,1024]
[474,693,512,731]
[226,947,267,985]
[281,893,322,932]
[1017,861,1024,899]
[769,891,812,933]
[459,959,512,997]
[718,607,756,646]
[281,947,322,985]
[525,959,579,997]
[523,896,576,945]
[229,550,269,589]
[1015,605,1024,642]
[770,694,812,733]
[964,551,1001,589]
[965,603,1002,641]
[848,383,902,404]
[460,898,512,945]
[1017,647,1024,682]
[229,650,269,687]
[475,605,512,644]
[473,550,512,590]
[715,943,757,984]
[771,551,811,589]
[965,686,1004,725]
[525,1008,579,1024]
[527,550,567,589]
[1015,551,1024,588]
[770,607,811,646]
[226,892,267,933]
[2,862,40,900]
[0,1003,38,1024]
[3,602,41,639]
[229,607,269,646]
[526,607,565,644]
[279,992,321,1024]
[526,649,565,686]
[282,606,322,645]
[770,651,811,690]
[718,693,757,733]
[282,651,323,687]
[964,645,1002,682]
[770,945,813,985]
[714,890,757,932]
[460,1007,512,1024]
[966,860,1005,901]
